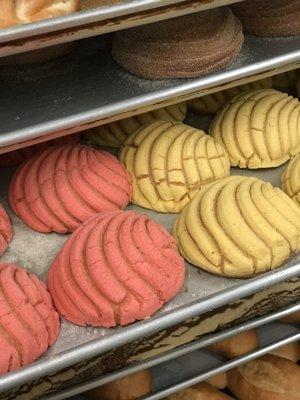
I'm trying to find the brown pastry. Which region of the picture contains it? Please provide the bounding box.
[86,370,152,400]
[0,0,79,28]
[280,311,300,324]
[112,7,244,79]
[227,354,300,400]
[166,382,234,399]
[209,330,260,359]
[271,342,300,363]
[232,0,300,37]
[206,373,227,390]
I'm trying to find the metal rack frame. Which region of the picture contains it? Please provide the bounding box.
[43,302,300,400]
[0,0,244,57]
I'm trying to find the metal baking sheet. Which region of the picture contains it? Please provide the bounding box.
[0,35,299,154]
[0,0,244,56]
[0,130,299,393]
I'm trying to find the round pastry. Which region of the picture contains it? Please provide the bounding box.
[281,155,300,206]
[232,0,300,37]
[271,342,300,363]
[119,120,230,213]
[0,263,60,375]
[0,133,80,166]
[166,383,235,400]
[111,7,244,79]
[272,70,298,94]
[47,210,185,327]
[188,78,272,115]
[0,0,79,28]
[227,354,300,400]
[173,176,300,277]
[9,144,132,233]
[210,89,300,168]
[85,103,187,148]
[0,204,13,256]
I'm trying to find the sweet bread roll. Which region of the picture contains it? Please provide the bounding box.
[281,155,300,205]
[272,70,298,94]
[232,0,300,37]
[206,373,227,390]
[271,342,300,363]
[0,133,80,166]
[227,354,300,400]
[0,0,79,28]
[47,210,185,327]
[0,204,12,256]
[119,120,230,213]
[188,78,272,115]
[209,330,259,359]
[280,311,300,324]
[112,7,243,79]
[210,89,300,168]
[86,370,152,400]
[9,144,132,233]
[85,103,187,148]
[166,382,234,399]
[173,176,300,277]
[0,263,60,375]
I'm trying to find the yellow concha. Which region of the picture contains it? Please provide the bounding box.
[187,77,272,114]
[119,120,230,213]
[210,89,300,168]
[282,154,300,206]
[272,70,298,93]
[173,176,300,277]
[85,103,187,148]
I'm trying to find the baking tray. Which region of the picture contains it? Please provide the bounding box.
[0,0,244,57]
[39,303,300,400]
[0,35,299,154]
[0,135,299,399]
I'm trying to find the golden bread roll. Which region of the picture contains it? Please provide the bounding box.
[281,155,300,206]
[272,70,298,93]
[206,373,227,390]
[119,120,230,213]
[280,311,300,324]
[0,0,79,28]
[85,103,187,148]
[173,176,300,277]
[232,0,300,37]
[227,354,300,400]
[271,342,300,363]
[210,89,300,168]
[166,382,234,399]
[209,330,259,359]
[86,369,151,400]
[188,78,272,115]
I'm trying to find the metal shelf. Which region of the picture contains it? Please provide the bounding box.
[0,35,299,154]
[0,0,244,57]
[43,302,300,400]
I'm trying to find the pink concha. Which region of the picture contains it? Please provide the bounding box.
[47,210,185,327]
[0,134,80,166]
[0,263,60,376]
[8,144,132,233]
[0,204,12,256]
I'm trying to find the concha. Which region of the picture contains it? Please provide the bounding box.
[173,176,300,277]
[210,89,300,168]
[282,154,300,206]
[119,120,230,212]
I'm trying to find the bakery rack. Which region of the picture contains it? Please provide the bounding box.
[0,1,299,399]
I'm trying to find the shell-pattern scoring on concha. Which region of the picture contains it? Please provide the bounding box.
[0,263,60,375]
[0,204,12,256]
[187,77,272,115]
[85,103,187,148]
[47,210,185,327]
[9,144,132,233]
[210,89,300,168]
[119,120,230,213]
[282,154,300,206]
[173,176,300,277]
